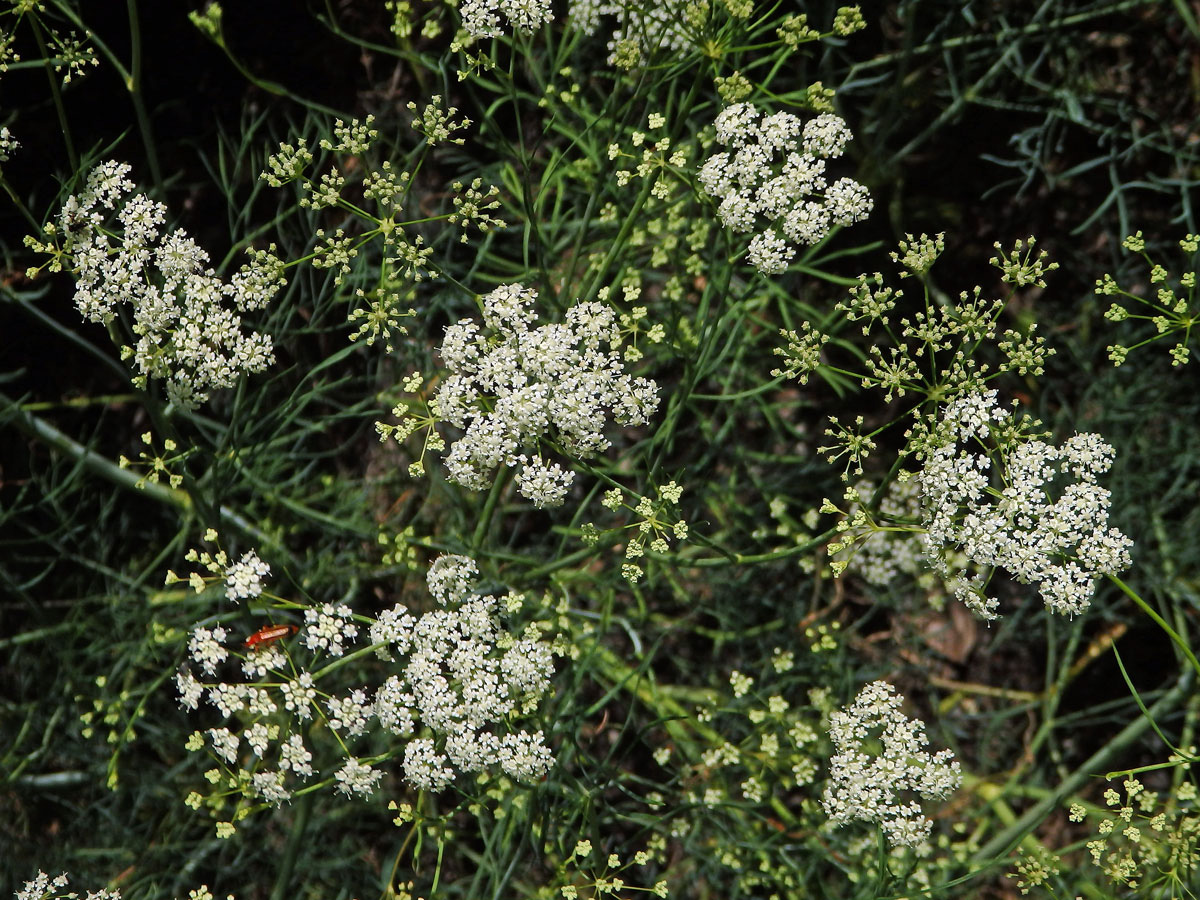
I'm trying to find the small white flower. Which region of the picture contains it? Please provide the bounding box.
[207,727,241,765]
[244,722,272,758]
[713,103,761,147]
[515,457,574,508]
[374,675,416,736]
[250,770,291,806]
[495,729,553,781]
[335,756,383,798]
[369,604,414,658]
[747,230,796,275]
[0,126,21,164]
[426,554,479,605]
[17,872,73,900]
[242,642,286,678]
[825,176,874,226]
[244,686,277,716]
[403,738,455,791]
[280,734,314,778]
[802,113,853,158]
[326,689,372,736]
[207,682,248,717]
[176,670,204,710]
[280,672,317,719]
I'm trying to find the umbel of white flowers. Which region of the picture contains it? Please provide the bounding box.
[568,0,694,65]
[431,283,660,508]
[176,550,555,805]
[697,103,873,274]
[51,160,283,409]
[918,389,1133,620]
[460,0,552,37]
[822,680,961,849]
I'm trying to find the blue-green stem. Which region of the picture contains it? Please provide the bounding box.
[0,390,284,559]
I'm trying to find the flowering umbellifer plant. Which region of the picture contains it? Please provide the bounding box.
[13,0,1200,897]
[916,389,1133,620]
[27,160,285,409]
[822,680,961,849]
[377,283,660,508]
[174,541,557,835]
[697,103,873,274]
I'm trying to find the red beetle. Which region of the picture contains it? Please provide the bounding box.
[244,624,297,649]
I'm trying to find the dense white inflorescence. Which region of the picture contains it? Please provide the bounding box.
[429,284,660,508]
[369,552,556,790]
[919,389,1133,620]
[822,680,961,848]
[697,104,873,274]
[178,550,555,805]
[567,0,694,65]
[54,160,284,408]
[460,0,554,37]
[224,550,269,602]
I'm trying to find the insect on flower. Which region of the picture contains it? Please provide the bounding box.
[244,624,297,649]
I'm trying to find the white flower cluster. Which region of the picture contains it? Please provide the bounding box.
[568,0,693,65]
[697,104,873,274]
[822,681,961,849]
[54,161,283,408]
[187,625,230,676]
[17,872,121,900]
[369,553,555,790]
[431,284,660,508]
[225,550,269,602]
[302,602,358,657]
[919,390,1133,620]
[0,125,19,164]
[460,0,553,37]
[176,553,554,809]
[334,756,383,798]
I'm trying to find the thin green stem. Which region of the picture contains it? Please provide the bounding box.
[430,832,447,897]
[472,468,510,552]
[125,0,163,189]
[1109,574,1200,678]
[29,14,78,172]
[676,526,843,568]
[970,666,1194,865]
[0,175,43,231]
[269,791,314,900]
